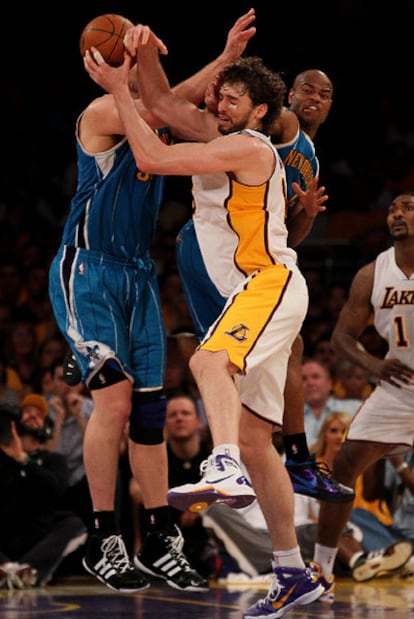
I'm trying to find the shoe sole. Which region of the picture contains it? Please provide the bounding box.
[167,487,256,512]
[352,541,413,582]
[82,558,150,593]
[133,557,209,592]
[292,482,355,503]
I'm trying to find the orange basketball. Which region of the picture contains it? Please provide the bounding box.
[80,14,134,67]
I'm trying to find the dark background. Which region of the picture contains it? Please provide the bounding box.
[4,2,414,251]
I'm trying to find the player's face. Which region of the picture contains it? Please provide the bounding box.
[387,194,414,240]
[216,82,257,134]
[288,77,332,128]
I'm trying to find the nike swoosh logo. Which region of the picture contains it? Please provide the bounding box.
[272,584,296,609]
[204,475,235,484]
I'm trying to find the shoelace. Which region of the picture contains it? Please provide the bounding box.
[199,454,239,476]
[164,531,193,572]
[264,572,282,603]
[101,535,134,574]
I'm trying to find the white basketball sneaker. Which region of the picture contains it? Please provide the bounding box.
[167,452,256,513]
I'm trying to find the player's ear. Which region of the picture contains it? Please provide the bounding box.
[256,103,268,120]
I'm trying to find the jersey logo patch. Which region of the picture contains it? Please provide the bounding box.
[225,323,249,342]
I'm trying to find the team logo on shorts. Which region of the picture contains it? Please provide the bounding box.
[225,323,249,342]
[86,344,101,365]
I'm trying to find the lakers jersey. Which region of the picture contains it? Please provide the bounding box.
[372,246,414,397]
[192,129,298,298]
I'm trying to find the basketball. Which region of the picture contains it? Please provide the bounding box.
[80,14,134,67]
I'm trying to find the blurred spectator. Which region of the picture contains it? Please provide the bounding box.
[5,319,38,395]
[36,335,68,372]
[0,350,23,406]
[302,359,362,446]
[311,334,338,372]
[386,449,414,577]
[160,267,195,335]
[0,397,87,588]
[0,260,23,307]
[349,457,412,557]
[164,336,192,398]
[0,302,12,352]
[333,359,374,400]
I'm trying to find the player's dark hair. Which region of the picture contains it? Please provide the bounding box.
[219,56,286,132]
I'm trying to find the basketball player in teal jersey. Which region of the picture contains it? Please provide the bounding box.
[48,9,257,594]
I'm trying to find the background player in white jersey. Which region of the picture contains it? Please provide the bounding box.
[310,192,414,602]
[85,33,325,616]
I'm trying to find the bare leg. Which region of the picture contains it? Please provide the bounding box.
[317,441,391,548]
[84,379,132,510]
[189,349,241,445]
[128,441,169,508]
[240,409,297,550]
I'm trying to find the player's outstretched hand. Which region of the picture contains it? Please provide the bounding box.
[292,177,328,218]
[222,8,256,63]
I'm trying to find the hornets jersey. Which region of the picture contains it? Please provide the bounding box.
[60,116,169,260]
[274,126,319,209]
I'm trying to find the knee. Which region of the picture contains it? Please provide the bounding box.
[189,348,235,381]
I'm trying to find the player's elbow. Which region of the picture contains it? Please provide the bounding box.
[132,153,159,173]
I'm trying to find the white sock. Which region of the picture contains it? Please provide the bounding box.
[213,444,240,462]
[272,546,305,569]
[313,543,338,579]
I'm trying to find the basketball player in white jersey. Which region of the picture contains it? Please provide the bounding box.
[310,192,414,602]
[85,35,325,618]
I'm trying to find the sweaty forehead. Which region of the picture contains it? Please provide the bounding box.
[393,194,414,206]
[297,73,332,93]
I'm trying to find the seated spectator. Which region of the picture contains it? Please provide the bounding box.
[0,397,87,589]
[302,358,362,446]
[312,412,412,583]
[386,449,414,577]
[347,455,414,569]
[333,358,374,400]
[129,393,216,577]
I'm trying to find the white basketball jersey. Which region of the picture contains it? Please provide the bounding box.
[371,246,414,396]
[192,129,298,298]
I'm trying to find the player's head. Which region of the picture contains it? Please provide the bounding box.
[387,192,414,240]
[288,69,333,135]
[216,56,286,134]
